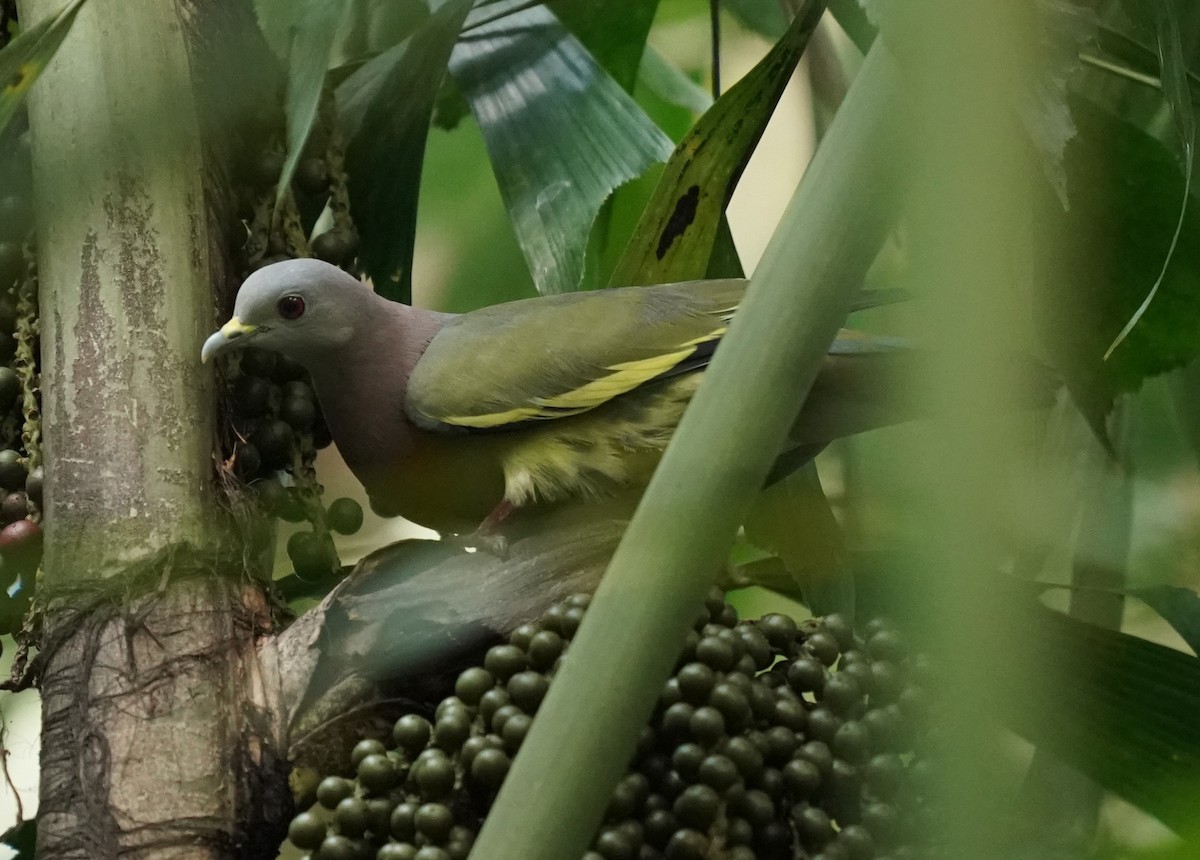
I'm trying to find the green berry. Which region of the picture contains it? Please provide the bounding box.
[356,753,398,794]
[506,671,548,713]
[280,395,317,431]
[313,228,360,266]
[316,776,354,809]
[23,467,41,507]
[252,418,295,470]
[469,747,510,789]
[389,802,417,841]
[328,497,365,535]
[0,450,25,492]
[335,796,369,838]
[454,666,494,705]
[231,374,271,417]
[413,750,455,800]
[672,784,720,830]
[317,834,356,860]
[295,157,331,195]
[392,714,432,753]
[414,803,454,843]
[287,810,326,849]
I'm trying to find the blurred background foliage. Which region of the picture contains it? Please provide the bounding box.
[3,0,1200,857]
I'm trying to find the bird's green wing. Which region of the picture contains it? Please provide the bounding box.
[406,280,746,432]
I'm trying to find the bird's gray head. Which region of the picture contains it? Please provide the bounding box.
[201,258,376,365]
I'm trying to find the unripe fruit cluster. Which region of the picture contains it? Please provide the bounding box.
[286,591,937,860]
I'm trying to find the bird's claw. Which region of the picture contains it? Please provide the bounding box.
[449,529,510,559]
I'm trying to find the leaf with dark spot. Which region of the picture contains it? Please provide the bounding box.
[656,185,700,260]
[608,0,826,287]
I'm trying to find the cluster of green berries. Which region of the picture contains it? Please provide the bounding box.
[285,591,935,860]
[224,129,363,587]
[0,122,43,636]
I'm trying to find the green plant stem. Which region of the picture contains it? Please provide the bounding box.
[471,43,906,860]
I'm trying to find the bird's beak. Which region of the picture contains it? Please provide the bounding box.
[201,317,258,363]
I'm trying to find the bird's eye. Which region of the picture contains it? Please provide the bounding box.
[277,295,305,320]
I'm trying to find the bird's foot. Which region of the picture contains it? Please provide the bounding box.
[448,528,510,559]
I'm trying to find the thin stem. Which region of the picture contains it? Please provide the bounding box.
[710,0,722,99]
[470,44,906,860]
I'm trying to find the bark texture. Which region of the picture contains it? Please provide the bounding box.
[19,0,289,856]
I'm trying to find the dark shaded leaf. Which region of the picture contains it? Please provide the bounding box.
[0,818,34,859]
[1130,584,1200,656]
[337,0,474,302]
[608,0,826,287]
[0,0,86,139]
[1104,0,1195,359]
[857,559,1200,841]
[744,464,852,617]
[1038,97,1200,424]
[254,0,427,66]
[997,606,1200,841]
[827,0,876,54]
[330,0,429,69]
[276,0,350,214]
[705,217,744,279]
[449,1,672,295]
[282,496,638,726]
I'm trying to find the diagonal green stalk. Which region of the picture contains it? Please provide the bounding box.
[470,43,907,860]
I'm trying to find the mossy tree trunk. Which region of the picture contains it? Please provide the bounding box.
[18,0,289,856]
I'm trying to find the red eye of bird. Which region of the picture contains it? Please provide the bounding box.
[277,295,305,320]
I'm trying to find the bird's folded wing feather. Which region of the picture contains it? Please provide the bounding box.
[405,280,747,433]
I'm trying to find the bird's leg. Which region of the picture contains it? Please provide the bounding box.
[479,499,515,534]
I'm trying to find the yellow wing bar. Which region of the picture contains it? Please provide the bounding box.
[440,328,726,429]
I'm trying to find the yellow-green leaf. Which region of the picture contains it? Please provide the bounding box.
[0,0,87,138]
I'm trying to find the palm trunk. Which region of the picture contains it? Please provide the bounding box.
[19,0,288,856]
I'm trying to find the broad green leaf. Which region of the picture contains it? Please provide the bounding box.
[0,0,86,140]
[550,0,661,290]
[608,0,826,287]
[276,0,351,216]
[337,0,473,302]
[552,0,658,94]
[725,0,788,41]
[449,1,672,295]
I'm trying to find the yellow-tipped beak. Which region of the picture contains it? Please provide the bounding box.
[201,317,258,363]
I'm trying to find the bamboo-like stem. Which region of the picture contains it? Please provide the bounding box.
[892,3,1044,855]
[471,44,906,860]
